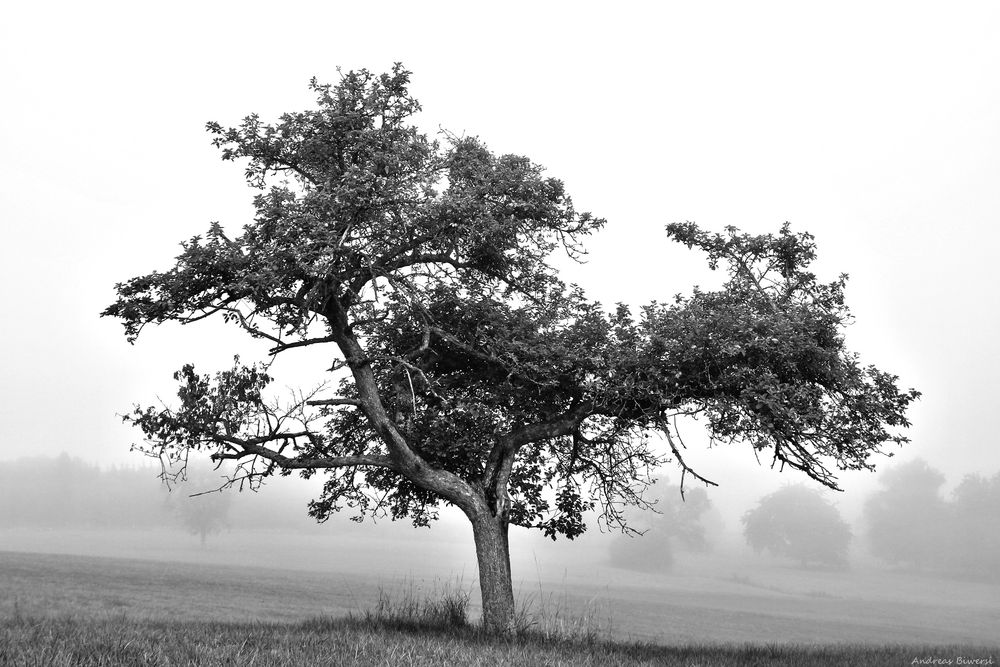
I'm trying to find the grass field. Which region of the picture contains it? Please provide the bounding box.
[1,530,998,664]
[4,615,995,666]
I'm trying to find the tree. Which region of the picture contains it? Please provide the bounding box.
[169,475,233,546]
[865,462,1000,578]
[609,480,715,573]
[863,459,949,569]
[103,65,918,633]
[742,485,852,567]
[947,472,1000,580]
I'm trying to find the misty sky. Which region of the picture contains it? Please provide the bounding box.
[2,1,998,517]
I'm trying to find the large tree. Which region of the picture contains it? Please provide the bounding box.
[104,65,918,633]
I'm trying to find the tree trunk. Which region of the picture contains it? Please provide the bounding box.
[470,510,516,634]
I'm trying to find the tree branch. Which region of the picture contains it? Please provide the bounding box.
[307,397,363,407]
[269,334,338,356]
[663,427,718,497]
[212,440,395,470]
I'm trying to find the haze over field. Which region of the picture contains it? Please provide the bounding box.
[2,455,999,645]
[2,0,999,647]
[2,456,998,613]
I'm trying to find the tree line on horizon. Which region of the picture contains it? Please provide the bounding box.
[2,453,996,579]
[0,454,293,542]
[608,458,1000,580]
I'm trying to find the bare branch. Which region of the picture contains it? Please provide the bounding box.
[663,427,718,499]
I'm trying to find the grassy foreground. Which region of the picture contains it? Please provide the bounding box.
[1,549,996,665]
[2,613,995,667]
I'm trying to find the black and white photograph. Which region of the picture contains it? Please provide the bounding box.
[1,2,998,664]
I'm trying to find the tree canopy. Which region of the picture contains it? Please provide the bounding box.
[743,485,852,567]
[103,65,918,631]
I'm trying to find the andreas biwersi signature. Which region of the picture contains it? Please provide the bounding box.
[911,657,995,665]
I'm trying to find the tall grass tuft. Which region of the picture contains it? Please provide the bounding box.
[344,578,472,633]
[513,587,612,643]
[312,576,611,642]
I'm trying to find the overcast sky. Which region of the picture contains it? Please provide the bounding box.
[2,1,998,514]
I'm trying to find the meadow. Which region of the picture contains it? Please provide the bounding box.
[1,529,998,664]
[4,614,993,666]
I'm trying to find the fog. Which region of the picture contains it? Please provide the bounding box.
[3,0,1000,646]
[2,2,999,478]
[3,452,996,578]
[2,452,998,642]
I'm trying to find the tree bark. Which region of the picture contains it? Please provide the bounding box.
[470,509,516,634]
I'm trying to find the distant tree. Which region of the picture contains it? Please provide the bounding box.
[667,486,717,553]
[742,485,851,567]
[944,472,1000,580]
[170,479,233,546]
[102,65,918,632]
[863,459,949,569]
[609,481,715,573]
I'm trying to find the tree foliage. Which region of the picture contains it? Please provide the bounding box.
[742,485,852,567]
[102,65,918,631]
